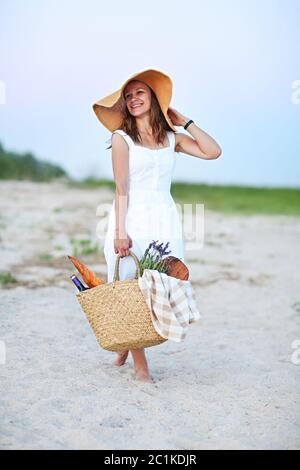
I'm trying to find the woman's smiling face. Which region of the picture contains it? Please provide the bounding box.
[123,80,152,116]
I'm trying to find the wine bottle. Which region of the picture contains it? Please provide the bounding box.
[70,274,89,292]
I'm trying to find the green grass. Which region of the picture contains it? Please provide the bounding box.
[0,271,17,285]
[68,179,300,215]
[67,178,300,215]
[67,178,115,190]
[39,253,54,262]
[1,138,298,216]
[54,245,64,251]
[170,182,300,216]
[70,237,100,256]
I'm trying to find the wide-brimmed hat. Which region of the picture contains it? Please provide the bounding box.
[92,68,176,132]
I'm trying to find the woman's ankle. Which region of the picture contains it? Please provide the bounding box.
[134,367,152,382]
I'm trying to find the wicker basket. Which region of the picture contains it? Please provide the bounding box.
[76,250,167,352]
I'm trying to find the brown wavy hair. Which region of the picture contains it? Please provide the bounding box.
[106,81,174,150]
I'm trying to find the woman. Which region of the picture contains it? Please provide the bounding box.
[93,68,221,382]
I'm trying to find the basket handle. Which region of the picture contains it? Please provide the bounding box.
[113,250,141,281]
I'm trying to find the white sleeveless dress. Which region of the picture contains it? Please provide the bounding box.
[103,129,185,282]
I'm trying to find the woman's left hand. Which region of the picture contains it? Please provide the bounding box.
[167,107,189,127]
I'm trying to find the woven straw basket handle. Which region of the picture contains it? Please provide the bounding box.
[113,250,141,281]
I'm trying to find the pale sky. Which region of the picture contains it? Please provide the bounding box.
[0,0,299,187]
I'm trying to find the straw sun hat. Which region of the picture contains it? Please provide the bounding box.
[92,68,176,132]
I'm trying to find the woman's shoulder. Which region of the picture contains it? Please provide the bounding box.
[106,129,133,150]
[112,129,127,136]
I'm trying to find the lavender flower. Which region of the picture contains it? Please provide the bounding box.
[161,241,171,256]
[139,239,172,276]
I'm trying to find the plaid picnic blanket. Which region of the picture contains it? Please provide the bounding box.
[138,269,201,342]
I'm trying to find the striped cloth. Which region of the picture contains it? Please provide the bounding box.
[138,269,201,342]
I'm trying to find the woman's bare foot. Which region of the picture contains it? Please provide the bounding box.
[134,367,152,382]
[113,350,129,366]
[130,348,152,382]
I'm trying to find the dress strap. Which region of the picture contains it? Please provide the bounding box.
[105,129,134,150]
[167,131,176,151]
[106,129,134,148]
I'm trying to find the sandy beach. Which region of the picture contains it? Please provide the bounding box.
[0,180,299,450]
